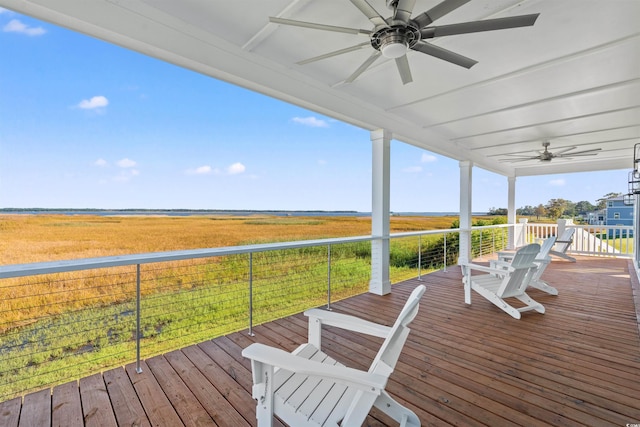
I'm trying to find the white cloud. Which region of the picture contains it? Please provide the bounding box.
[3,19,46,36]
[187,162,245,176]
[292,116,329,128]
[77,95,109,110]
[94,158,108,167]
[117,158,137,168]
[186,165,212,175]
[549,179,566,186]
[0,8,9,14]
[402,166,423,173]
[421,153,437,163]
[227,162,246,175]
[113,169,139,183]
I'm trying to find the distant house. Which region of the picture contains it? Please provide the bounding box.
[588,196,634,236]
[586,210,605,225]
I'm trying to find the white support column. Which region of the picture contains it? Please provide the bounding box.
[635,194,640,267]
[557,218,568,237]
[370,129,391,295]
[458,161,473,265]
[507,176,517,249]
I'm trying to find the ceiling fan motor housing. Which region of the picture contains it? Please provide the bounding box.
[540,141,552,161]
[371,25,420,58]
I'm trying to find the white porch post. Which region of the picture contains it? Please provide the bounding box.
[507,176,516,249]
[557,218,568,237]
[635,194,640,267]
[370,129,391,295]
[458,161,473,265]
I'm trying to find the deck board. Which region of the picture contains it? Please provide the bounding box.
[18,389,50,427]
[125,360,185,426]
[52,381,83,427]
[103,367,151,427]
[78,373,117,427]
[0,398,20,427]
[146,353,216,426]
[3,256,640,426]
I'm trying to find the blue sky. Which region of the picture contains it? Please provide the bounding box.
[0,9,628,212]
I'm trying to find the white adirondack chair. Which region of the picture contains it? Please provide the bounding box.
[494,236,558,295]
[461,244,544,319]
[241,285,426,427]
[550,228,576,262]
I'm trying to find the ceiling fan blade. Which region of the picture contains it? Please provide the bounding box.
[345,51,382,83]
[550,146,577,156]
[297,42,371,65]
[269,17,371,35]
[413,0,471,28]
[395,55,413,85]
[349,0,388,28]
[556,148,602,157]
[411,41,477,68]
[499,156,540,163]
[392,0,417,24]
[420,14,540,38]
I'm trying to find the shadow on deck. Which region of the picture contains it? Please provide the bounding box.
[1,256,640,426]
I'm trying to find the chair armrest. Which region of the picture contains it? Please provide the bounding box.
[489,259,512,269]
[242,343,387,392]
[496,251,515,261]
[304,308,392,338]
[460,262,512,275]
[555,240,572,244]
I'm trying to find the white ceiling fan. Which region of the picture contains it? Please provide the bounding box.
[269,0,539,84]
[500,141,602,163]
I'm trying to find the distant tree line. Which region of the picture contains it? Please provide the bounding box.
[488,192,622,221]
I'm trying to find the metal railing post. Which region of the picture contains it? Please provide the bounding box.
[136,264,142,373]
[418,235,422,281]
[248,252,255,336]
[326,245,332,310]
[443,233,447,272]
[492,229,496,254]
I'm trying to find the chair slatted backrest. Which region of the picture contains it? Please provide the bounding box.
[538,236,557,259]
[498,243,540,298]
[556,228,575,251]
[369,285,425,374]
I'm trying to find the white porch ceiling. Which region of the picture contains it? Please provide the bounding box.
[2,0,639,177]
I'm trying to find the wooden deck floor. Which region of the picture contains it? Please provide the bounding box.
[1,256,640,426]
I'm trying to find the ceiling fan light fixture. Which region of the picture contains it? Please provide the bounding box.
[380,41,408,58]
[371,26,416,59]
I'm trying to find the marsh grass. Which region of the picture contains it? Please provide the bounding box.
[0,248,376,398]
[0,213,497,399]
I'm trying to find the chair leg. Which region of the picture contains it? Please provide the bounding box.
[472,285,521,319]
[529,280,559,295]
[250,362,274,427]
[515,293,545,314]
[550,251,576,262]
[462,268,472,305]
[373,391,421,427]
[342,390,378,427]
[502,304,522,319]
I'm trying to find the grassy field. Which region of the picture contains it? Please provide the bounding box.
[0,213,471,331]
[1,213,492,398]
[0,213,464,264]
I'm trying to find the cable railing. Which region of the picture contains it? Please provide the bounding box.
[2,227,504,401]
[6,220,631,400]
